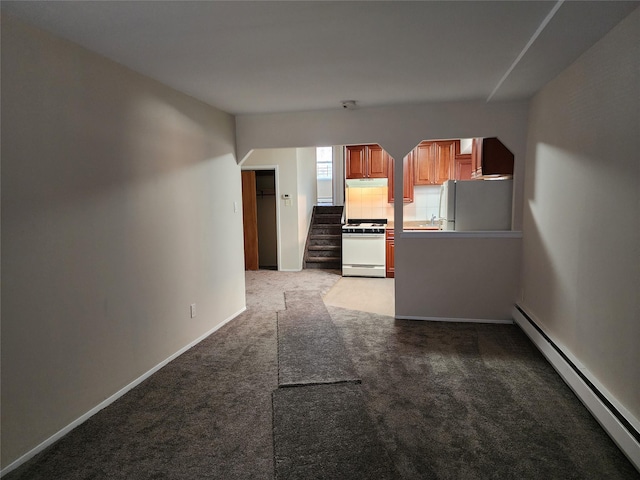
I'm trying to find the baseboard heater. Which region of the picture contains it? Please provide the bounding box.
[512,305,640,472]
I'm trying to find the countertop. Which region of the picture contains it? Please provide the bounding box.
[387,221,441,231]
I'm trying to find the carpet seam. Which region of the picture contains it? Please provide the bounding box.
[277,379,362,389]
[276,310,281,387]
[270,389,278,480]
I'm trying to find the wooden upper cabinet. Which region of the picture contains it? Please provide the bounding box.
[388,153,414,203]
[367,145,389,178]
[414,142,435,184]
[472,137,514,178]
[455,156,473,180]
[345,145,367,178]
[454,140,472,180]
[345,144,389,179]
[414,140,455,185]
[471,138,482,178]
[434,140,456,184]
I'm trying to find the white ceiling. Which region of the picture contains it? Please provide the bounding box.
[2,1,638,115]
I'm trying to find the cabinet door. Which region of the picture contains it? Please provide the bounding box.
[345,145,366,178]
[434,140,456,185]
[471,138,482,178]
[414,142,435,185]
[403,152,415,201]
[388,154,414,203]
[480,137,514,176]
[454,140,472,180]
[385,231,395,278]
[455,156,472,180]
[367,145,389,178]
[387,155,396,203]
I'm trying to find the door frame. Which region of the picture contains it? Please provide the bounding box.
[241,165,282,271]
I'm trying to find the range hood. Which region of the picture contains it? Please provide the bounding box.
[474,137,514,178]
[345,178,388,188]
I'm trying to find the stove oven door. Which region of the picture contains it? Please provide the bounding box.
[342,233,386,277]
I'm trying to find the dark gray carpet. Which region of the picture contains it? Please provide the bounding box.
[328,305,640,480]
[5,270,638,479]
[277,290,359,386]
[272,383,398,479]
[4,308,279,480]
[273,289,393,478]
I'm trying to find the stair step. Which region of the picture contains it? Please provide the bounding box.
[305,262,342,270]
[306,250,342,259]
[311,227,342,234]
[308,245,341,251]
[314,206,343,214]
[309,242,341,249]
[314,218,342,225]
[310,234,341,239]
[303,206,344,271]
[305,256,341,263]
[313,223,342,228]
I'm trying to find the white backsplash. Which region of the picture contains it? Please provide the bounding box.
[345,186,391,220]
[404,185,441,221]
[345,185,441,222]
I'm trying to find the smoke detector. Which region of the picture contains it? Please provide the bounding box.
[341,100,357,110]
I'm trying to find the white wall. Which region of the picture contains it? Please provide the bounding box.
[237,100,529,321]
[332,146,345,207]
[521,7,640,422]
[296,148,318,265]
[240,148,309,271]
[396,235,522,321]
[459,138,473,154]
[1,16,246,469]
[317,178,333,201]
[236,100,529,229]
[241,147,316,271]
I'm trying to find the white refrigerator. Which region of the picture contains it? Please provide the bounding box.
[439,179,513,231]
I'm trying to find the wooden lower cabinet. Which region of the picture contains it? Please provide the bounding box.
[386,229,395,278]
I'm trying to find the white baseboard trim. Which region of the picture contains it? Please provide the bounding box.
[513,305,640,472]
[395,314,513,325]
[0,306,247,478]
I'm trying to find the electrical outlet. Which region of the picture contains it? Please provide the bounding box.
[190,304,196,318]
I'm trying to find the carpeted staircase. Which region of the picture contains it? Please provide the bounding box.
[304,205,343,270]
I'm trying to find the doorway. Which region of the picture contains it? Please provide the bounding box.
[241,169,278,270]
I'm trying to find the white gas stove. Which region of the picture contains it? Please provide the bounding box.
[342,218,387,277]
